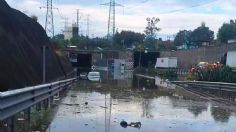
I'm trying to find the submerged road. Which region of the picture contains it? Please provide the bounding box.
[47,78,236,132]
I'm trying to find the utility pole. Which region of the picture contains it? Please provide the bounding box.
[86,14,90,37]
[76,9,80,36]
[63,17,69,28]
[101,0,122,42]
[40,0,56,37]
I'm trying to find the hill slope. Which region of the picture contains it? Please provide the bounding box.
[0,1,73,91]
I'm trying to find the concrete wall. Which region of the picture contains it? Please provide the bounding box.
[160,43,236,69]
[92,51,134,69]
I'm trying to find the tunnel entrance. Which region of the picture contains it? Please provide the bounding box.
[77,54,92,73]
[134,51,160,68]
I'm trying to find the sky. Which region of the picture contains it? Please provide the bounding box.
[5,0,236,39]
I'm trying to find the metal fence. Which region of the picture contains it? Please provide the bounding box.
[171,81,236,92]
[0,78,77,121]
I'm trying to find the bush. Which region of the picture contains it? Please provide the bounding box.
[186,74,198,81]
[159,69,177,80]
[200,66,236,83]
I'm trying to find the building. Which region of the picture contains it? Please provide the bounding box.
[64,26,72,40]
[63,23,79,40]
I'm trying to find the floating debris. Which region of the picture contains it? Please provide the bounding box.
[120,121,141,129]
[99,106,107,109]
[71,95,77,98]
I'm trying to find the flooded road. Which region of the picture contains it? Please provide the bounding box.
[48,72,236,132]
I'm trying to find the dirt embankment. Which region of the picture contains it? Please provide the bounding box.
[0,0,73,91]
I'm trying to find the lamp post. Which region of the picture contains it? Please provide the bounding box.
[42,45,46,84]
[138,48,148,67]
[138,50,142,67]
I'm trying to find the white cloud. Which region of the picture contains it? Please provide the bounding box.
[5,0,236,38]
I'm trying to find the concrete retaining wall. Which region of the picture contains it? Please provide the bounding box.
[160,43,236,69]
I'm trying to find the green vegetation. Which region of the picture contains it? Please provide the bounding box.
[114,30,145,49]
[174,30,191,46]
[202,66,236,83]
[138,17,162,50]
[174,22,214,47]
[52,17,164,51]
[217,20,236,43]
[31,108,51,131]
[159,69,178,81]
[189,22,214,46]
[186,74,198,81]
[189,66,236,83]
[134,67,158,77]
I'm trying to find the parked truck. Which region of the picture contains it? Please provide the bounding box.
[155,57,177,69]
[226,51,236,69]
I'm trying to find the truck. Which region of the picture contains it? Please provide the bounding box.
[155,57,177,69]
[226,51,236,69]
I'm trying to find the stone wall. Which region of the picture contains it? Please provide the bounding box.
[160,43,236,69]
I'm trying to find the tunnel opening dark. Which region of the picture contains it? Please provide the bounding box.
[77,54,92,73]
[134,51,160,68]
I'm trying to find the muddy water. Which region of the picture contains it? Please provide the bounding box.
[48,74,236,132]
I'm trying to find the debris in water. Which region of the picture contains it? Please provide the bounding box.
[120,121,141,129]
[71,95,77,98]
[120,121,128,128]
[100,106,108,109]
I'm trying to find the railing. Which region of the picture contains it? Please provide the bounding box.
[0,78,77,121]
[171,81,236,92]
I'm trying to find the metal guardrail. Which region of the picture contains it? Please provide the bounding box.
[0,78,77,120]
[171,81,236,92]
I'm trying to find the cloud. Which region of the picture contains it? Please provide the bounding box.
[5,0,236,38]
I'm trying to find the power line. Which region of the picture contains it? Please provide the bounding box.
[159,0,220,15]
[125,0,219,14]
[101,0,123,41]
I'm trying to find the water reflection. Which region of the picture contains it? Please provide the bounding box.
[211,107,231,123]
[141,99,154,119]
[48,71,236,132]
[187,105,207,118]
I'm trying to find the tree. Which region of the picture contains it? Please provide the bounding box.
[174,30,192,46]
[70,35,90,50]
[217,20,236,43]
[31,15,38,22]
[114,30,145,49]
[142,17,161,50]
[144,17,161,39]
[51,34,68,49]
[189,22,214,47]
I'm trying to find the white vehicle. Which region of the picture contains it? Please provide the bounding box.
[155,57,177,69]
[87,72,101,81]
[226,51,236,69]
[79,72,88,79]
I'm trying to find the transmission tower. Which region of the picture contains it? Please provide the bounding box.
[86,14,90,37]
[101,0,122,40]
[45,0,54,37]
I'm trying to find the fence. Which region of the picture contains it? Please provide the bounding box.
[0,78,77,121]
[171,81,236,92]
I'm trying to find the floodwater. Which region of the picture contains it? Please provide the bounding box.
[48,71,236,132]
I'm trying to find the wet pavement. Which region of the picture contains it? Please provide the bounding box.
[48,72,236,132]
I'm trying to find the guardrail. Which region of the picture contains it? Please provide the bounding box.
[0,78,77,121]
[171,81,236,92]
